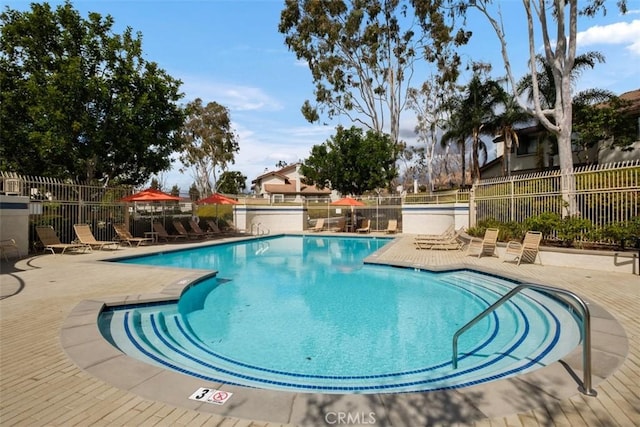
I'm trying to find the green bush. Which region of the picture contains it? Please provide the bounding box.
[556,215,593,247]
[600,216,640,249]
[523,212,561,239]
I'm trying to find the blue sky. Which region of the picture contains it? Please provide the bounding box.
[5,1,640,192]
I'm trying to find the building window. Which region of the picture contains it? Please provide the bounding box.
[516,135,539,156]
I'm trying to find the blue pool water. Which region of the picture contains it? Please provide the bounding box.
[101,235,581,393]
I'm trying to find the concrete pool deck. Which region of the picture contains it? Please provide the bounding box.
[0,233,638,426]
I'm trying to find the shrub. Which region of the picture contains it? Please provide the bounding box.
[523,212,561,240]
[600,216,640,249]
[556,215,593,248]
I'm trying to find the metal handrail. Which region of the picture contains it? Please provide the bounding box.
[451,282,596,396]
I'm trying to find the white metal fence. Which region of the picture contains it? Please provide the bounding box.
[470,160,640,233]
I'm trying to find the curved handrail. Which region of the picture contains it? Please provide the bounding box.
[451,282,596,396]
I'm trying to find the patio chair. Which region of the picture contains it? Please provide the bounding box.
[310,218,325,232]
[356,218,371,233]
[73,224,120,250]
[172,220,204,239]
[415,228,465,250]
[385,219,398,234]
[503,231,543,265]
[330,218,346,232]
[153,222,187,242]
[35,226,90,255]
[466,228,499,258]
[205,220,226,235]
[188,219,217,238]
[113,224,153,247]
[415,224,454,241]
[1,238,21,261]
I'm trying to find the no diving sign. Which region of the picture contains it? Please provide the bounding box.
[189,387,233,405]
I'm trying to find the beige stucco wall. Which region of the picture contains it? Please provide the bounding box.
[0,195,30,258]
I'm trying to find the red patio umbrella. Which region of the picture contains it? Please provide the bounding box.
[197,193,239,205]
[121,188,181,203]
[120,188,181,233]
[331,197,365,231]
[197,192,239,227]
[330,196,365,207]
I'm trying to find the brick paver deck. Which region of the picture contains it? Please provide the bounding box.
[1,233,638,426]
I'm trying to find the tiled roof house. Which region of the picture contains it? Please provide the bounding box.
[251,163,332,202]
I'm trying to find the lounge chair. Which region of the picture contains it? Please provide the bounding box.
[113,224,153,247]
[415,228,465,250]
[466,228,499,258]
[73,224,120,250]
[503,231,543,265]
[153,222,187,242]
[385,219,398,234]
[35,226,90,255]
[310,218,325,232]
[415,224,454,241]
[172,220,204,239]
[205,220,226,235]
[1,238,21,261]
[330,218,346,232]
[356,219,371,233]
[188,219,217,238]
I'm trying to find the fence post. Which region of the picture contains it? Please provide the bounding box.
[469,185,476,228]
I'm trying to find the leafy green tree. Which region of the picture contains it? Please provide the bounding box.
[179,98,239,196]
[170,185,180,197]
[572,90,637,161]
[278,0,468,146]
[0,2,185,184]
[300,126,398,195]
[188,183,200,202]
[217,171,247,194]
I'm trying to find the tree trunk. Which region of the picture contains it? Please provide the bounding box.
[557,111,577,217]
[459,140,466,187]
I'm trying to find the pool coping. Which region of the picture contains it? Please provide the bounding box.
[60,235,629,426]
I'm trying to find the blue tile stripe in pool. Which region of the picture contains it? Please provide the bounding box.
[115,276,564,393]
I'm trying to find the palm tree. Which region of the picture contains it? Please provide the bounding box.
[486,93,531,176]
[440,100,469,187]
[517,51,606,110]
[441,69,505,183]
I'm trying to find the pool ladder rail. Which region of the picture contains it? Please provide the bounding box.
[451,282,596,397]
[251,222,270,236]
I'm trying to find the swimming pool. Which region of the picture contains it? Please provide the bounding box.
[100,235,582,393]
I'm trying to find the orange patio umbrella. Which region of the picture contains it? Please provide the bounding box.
[197,192,239,226]
[197,192,239,205]
[331,197,365,231]
[330,196,365,207]
[120,188,181,232]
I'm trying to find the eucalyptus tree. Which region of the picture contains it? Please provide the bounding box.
[0,2,185,185]
[278,0,468,147]
[300,126,398,195]
[179,98,239,196]
[417,0,629,215]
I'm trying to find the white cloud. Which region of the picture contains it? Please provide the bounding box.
[179,75,284,112]
[577,19,640,55]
